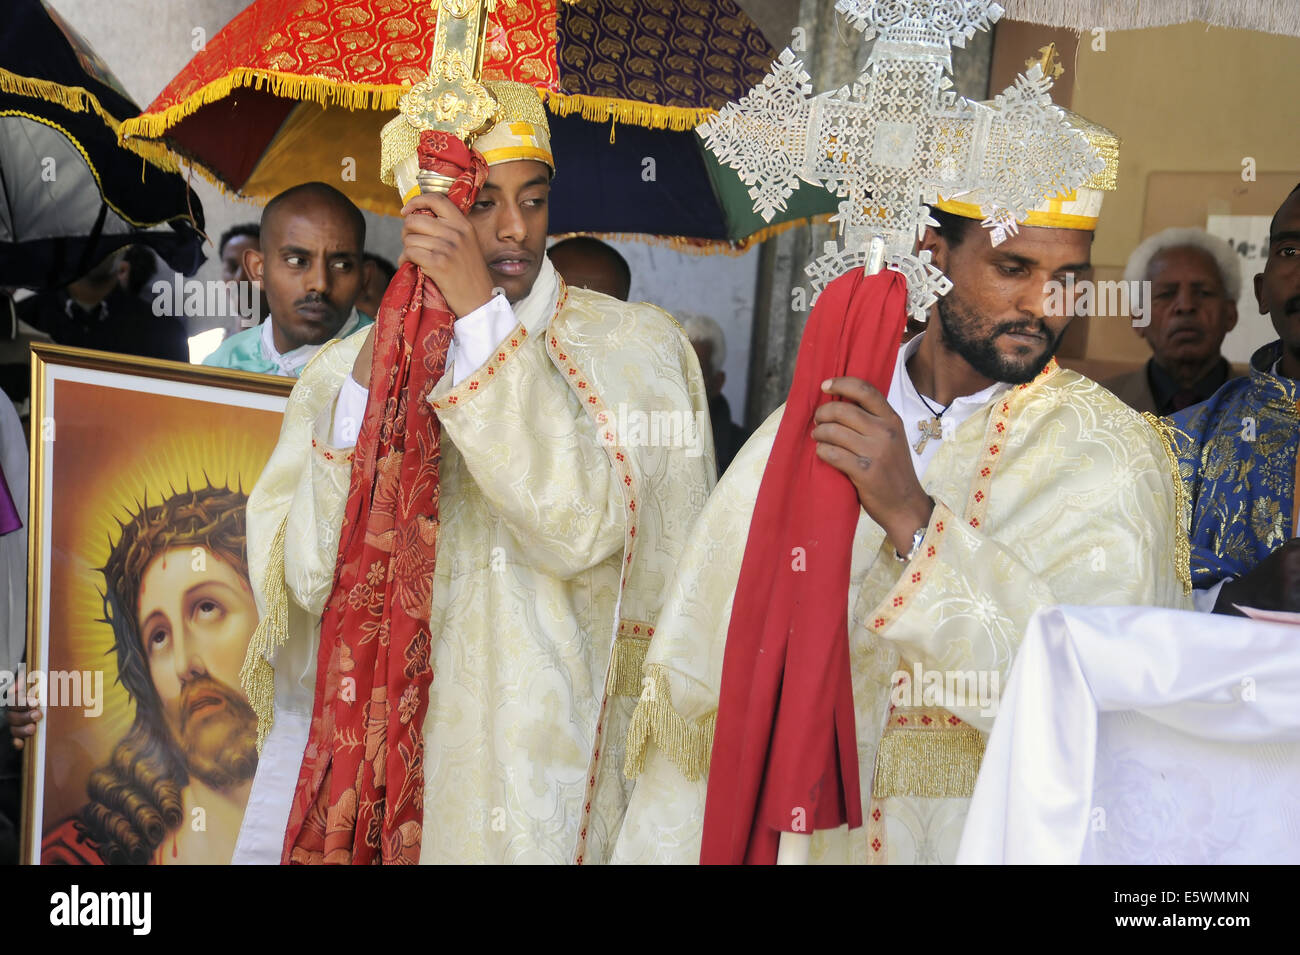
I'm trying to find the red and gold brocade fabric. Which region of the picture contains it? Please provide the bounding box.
[280,131,487,865]
[140,0,560,117]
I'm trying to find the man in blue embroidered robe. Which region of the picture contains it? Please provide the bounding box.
[1172,183,1300,614]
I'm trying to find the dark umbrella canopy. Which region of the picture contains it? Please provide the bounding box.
[547,111,836,246]
[117,0,835,249]
[0,0,205,291]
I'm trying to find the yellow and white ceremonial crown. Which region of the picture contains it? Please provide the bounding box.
[475,80,554,171]
[934,107,1119,232]
[383,80,554,205]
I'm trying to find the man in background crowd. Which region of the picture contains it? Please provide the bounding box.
[116,245,160,302]
[218,223,266,329]
[682,312,751,476]
[547,236,631,301]
[1172,185,1300,615]
[16,250,188,363]
[203,184,370,377]
[1104,228,1244,415]
[355,252,397,324]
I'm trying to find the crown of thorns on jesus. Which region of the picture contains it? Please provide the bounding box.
[98,482,249,694]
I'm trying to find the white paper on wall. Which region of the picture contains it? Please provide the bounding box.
[1205,214,1275,365]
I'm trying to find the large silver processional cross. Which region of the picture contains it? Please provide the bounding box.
[699,0,1105,322]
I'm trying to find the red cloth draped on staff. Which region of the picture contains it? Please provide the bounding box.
[280,132,487,864]
[701,268,909,865]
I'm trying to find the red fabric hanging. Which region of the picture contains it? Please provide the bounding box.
[281,132,488,864]
[701,267,909,865]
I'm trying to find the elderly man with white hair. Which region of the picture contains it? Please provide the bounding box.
[1102,227,1245,415]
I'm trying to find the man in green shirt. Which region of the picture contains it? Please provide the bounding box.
[204,182,371,376]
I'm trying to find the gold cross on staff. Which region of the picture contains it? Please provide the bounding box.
[913,416,945,454]
[380,0,501,198]
[401,0,499,142]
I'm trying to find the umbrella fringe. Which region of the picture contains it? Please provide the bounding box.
[1003,0,1300,36]
[2,67,177,177]
[540,90,714,132]
[0,71,200,228]
[119,68,410,146]
[0,68,127,130]
[124,145,408,220]
[2,67,190,180]
[553,214,834,256]
[118,70,718,180]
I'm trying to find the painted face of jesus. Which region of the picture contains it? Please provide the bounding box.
[137,545,259,790]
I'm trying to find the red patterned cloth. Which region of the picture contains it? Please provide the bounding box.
[701,268,908,865]
[281,132,487,865]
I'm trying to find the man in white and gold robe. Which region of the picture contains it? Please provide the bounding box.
[233,83,714,865]
[614,123,1192,865]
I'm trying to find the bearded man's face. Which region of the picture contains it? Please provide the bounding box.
[137,546,258,788]
[923,219,1094,384]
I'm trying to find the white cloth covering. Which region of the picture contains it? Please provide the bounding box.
[957,604,1300,864]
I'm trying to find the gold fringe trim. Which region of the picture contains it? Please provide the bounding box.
[608,635,650,697]
[120,71,714,160]
[120,69,408,146]
[239,517,290,752]
[0,68,123,128]
[872,723,986,799]
[1142,412,1194,596]
[112,135,189,177]
[0,67,180,178]
[539,89,714,132]
[379,110,420,190]
[0,107,199,230]
[550,215,833,258]
[623,664,716,782]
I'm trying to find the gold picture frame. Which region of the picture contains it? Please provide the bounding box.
[20,345,292,865]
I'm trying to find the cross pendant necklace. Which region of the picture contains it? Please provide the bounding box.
[914,393,948,454]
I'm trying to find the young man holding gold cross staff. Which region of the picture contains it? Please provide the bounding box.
[233,1,715,865]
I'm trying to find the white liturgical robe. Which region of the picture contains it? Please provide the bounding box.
[614,352,1192,865]
[234,259,715,864]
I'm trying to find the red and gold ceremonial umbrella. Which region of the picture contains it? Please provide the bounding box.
[118,0,836,248]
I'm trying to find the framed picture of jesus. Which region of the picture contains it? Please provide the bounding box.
[19,344,292,865]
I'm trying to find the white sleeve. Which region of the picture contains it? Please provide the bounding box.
[1192,577,1230,614]
[329,294,514,445]
[450,293,517,386]
[331,374,369,449]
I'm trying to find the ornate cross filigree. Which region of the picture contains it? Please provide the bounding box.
[698,0,1104,321]
[401,0,499,143]
[382,0,500,197]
